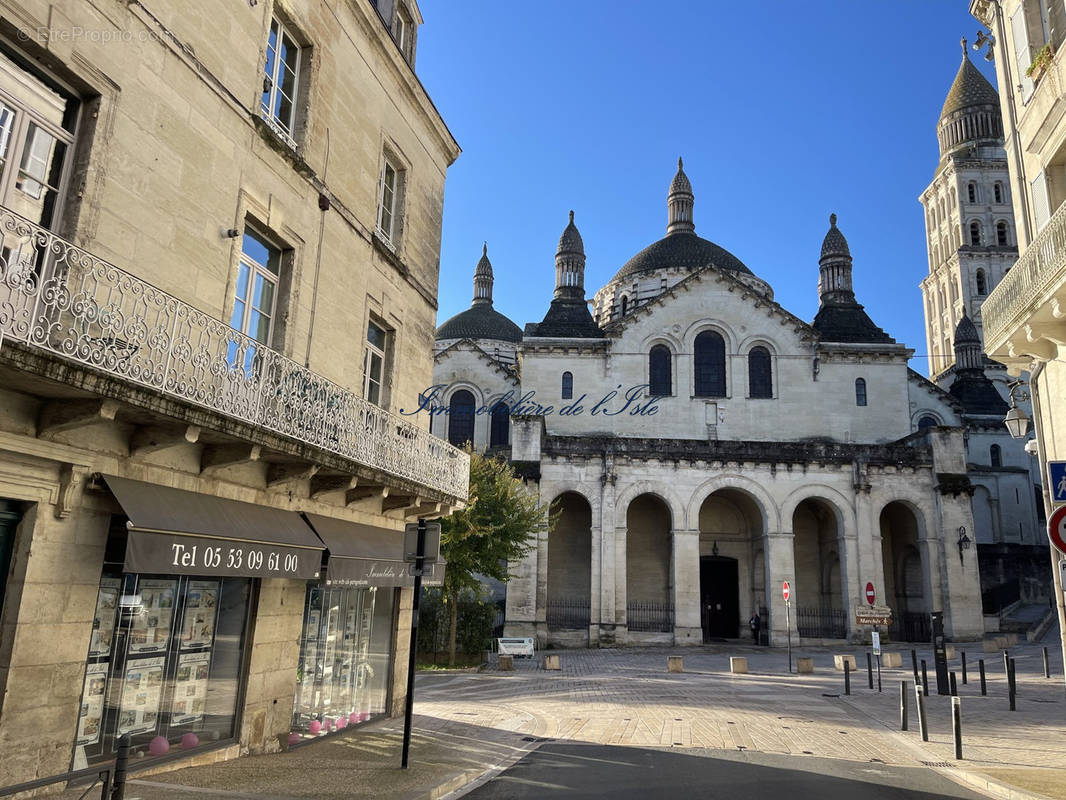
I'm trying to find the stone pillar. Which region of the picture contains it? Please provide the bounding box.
[672,529,701,645]
[598,473,618,645]
[935,493,984,640]
[503,535,539,640]
[614,525,628,643]
[535,519,549,647]
[765,531,797,646]
[589,516,602,647]
[854,485,883,642]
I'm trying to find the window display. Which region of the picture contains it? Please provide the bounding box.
[73,569,250,767]
[291,586,395,740]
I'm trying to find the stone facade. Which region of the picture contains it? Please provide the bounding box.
[0,0,463,788]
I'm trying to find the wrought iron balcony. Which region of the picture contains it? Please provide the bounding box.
[0,205,469,501]
[981,198,1066,355]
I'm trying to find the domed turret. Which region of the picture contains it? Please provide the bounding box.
[435,244,523,343]
[554,210,586,299]
[818,213,854,304]
[473,242,493,305]
[937,38,1003,159]
[947,312,1008,415]
[667,157,694,235]
[526,211,601,338]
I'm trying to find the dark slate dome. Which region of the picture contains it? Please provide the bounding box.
[940,50,1000,120]
[820,214,851,260]
[954,313,981,345]
[613,232,752,282]
[557,210,584,256]
[436,303,523,343]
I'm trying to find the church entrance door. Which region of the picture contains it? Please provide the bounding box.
[700,556,738,640]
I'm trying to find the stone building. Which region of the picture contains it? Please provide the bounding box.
[917,43,1048,608]
[969,0,1066,675]
[0,0,466,787]
[433,161,987,649]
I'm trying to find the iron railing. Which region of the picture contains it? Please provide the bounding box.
[795,606,846,639]
[0,205,468,500]
[982,197,1066,352]
[889,611,932,643]
[627,601,674,633]
[546,596,590,630]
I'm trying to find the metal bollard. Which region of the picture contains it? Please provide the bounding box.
[900,680,909,730]
[921,659,929,696]
[844,659,851,695]
[950,671,957,696]
[867,651,873,690]
[1008,657,1017,712]
[961,651,967,685]
[1003,650,1010,681]
[979,659,987,696]
[1044,647,1051,679]
[914,681,929,742]
[952,696,962,760]
[911,648,919,686]
[112,733,130,800]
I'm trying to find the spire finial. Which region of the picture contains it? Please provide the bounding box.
[569,209,574,224]
[678,156,683,170]
[829,212,837,226]
[961,36,968,56]
[482,241,487,256]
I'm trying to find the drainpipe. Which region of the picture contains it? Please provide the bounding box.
[304,128,331,368]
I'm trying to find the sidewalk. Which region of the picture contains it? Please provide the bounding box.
[47,640,1066,800]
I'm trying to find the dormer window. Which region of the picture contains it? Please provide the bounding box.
[394,5,414,62]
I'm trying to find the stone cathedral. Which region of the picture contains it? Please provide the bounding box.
[429,46,1046,648]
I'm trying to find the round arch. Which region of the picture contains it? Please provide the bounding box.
[778,485,854,538]
[687,474,778,533]
[682,319,739,353]
[614,480,686,532]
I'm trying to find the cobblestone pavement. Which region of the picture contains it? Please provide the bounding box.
[417,641,1066,800]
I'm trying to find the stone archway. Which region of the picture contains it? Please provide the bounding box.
[880,501,930,642]
[792,498,845,639]
[547,492,592,645]
[697,489,764,641]
[625,494,672,638]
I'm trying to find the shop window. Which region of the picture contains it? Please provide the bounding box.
[748,346,772,399]
[74,523,251,766]
[649,344,672,396]
[855,377,867,407]
[291,586,395,739]
[489,402,508,447]
[447,389,475,446]
[694,330,726,397]
[561,371,573,400]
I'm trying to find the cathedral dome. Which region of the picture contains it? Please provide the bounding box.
[613,232,752,281]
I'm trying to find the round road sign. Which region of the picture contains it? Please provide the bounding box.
[782,581,791,602]
[1048,506,1066,554]
[865,582,876,606]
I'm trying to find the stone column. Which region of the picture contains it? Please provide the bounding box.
[535,521,549,647]
[589,515,602,647]
[672,529,701,645]
[598,473,618,645]
[765,531,798,646]
[935,493,983,640]
[615,525,628,644]
[503,536,539,640]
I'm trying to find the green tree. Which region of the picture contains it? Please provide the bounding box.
[438,449,549,665]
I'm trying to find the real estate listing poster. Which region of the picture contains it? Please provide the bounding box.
[117,656,165,736]
[76,661,110,745]
[89,577,121,657]
[129,579,175,654]
[181,580,218,649]
[171,651,211,725]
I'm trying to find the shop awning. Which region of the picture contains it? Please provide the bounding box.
[303,513,444,587]
[104,475,324,579]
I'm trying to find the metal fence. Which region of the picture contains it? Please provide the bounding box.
[795,606,847,639]
[546,596,590,630]
[627,601,674,633]
[889,611,932,643]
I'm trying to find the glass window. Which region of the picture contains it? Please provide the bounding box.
[290,586,395,740]
[74,524,250,767]
[990,444,1002,467]
[561,371,573,400]
[363,320,389,406]
[261,17,302,147]
[917,415,938,430]
[748,346,772,399]
[969,221,981,246]
[489,402,508,447]
[649,345,671,396]
[448,389,475,446]
[229,227,282,374]
[377,156,401,244]
[694,330,726,397]
[855,377,867,407]
[997,221,1008,246]
[976,270,987,295]
[394,5,414,62]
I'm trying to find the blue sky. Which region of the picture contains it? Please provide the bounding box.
[418,1,993,375]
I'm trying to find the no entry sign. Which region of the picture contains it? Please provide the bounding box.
[782,580,791,602]
[1048,506,1066,555]
[865,582,876,606]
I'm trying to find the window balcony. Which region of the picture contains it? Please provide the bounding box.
[981,197,1066,363]
[0,204,469,502]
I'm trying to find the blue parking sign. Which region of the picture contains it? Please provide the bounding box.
[1050,461,1066,504]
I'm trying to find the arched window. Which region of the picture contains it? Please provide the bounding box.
[976,269,987,295]
[694,330,726,397]
[855,378,867,407]
[561,371,573,400]
[994,182,1003,204]
[967,182,977,203]
[620,295,628,316]
[990,444,1002,467]
[489,402,509,447]
[748,346,772,399]
[996,221,1008,246]
[447,389,475,447]
[950,187,956,208]
[917,415,938,430]
[649,344,672,396]
[969,221,981,246]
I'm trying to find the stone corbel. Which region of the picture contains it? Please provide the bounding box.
[56,463,90,519]
[1020,324,1060,361]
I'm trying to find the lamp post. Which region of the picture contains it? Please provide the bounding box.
[957,525,971,562]
[1004,381,1031,439]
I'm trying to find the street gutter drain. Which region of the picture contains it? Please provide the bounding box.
[921,761,951,768]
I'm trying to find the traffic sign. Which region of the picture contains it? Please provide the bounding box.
[865,582,876,606]
[872,631,881,656]
[782,581,791,602]
[1050,461,1066,504]
[1048,506,1066,555]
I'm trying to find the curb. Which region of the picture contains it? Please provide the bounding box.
[938,767,1062,800]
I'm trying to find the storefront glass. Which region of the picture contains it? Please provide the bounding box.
[74,544,251,766]
[291,585,395,739]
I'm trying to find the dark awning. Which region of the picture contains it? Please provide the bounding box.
[104,475,324,579]
[303,513,443,587]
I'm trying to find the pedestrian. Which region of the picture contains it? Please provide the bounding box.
[749,611,761,645]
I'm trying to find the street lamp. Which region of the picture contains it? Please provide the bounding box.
[957,526,971,561]
[1004,381,1031,439]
